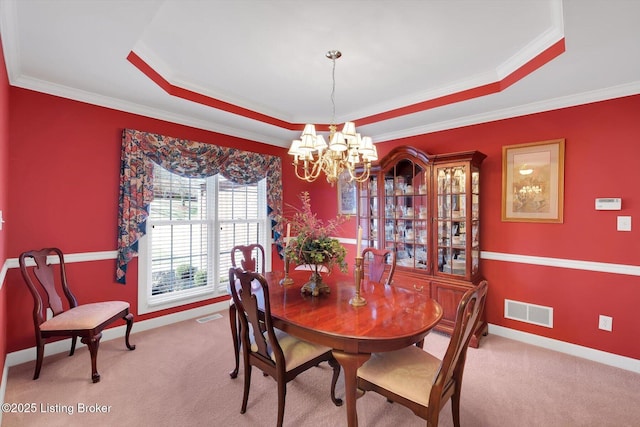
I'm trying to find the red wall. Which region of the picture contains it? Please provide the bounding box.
[3,82,640,361]
[4,88,297,352]
[375,96,640,359]
[0,34,10,377]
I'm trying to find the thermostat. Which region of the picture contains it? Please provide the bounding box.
[595,198,621,210]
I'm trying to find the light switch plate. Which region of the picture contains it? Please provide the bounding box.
[617,216,631,231]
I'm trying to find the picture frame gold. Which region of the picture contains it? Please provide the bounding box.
[337,170,357,215]
[502,139,565,223]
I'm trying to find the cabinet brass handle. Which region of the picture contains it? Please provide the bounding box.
[413,284,424,292]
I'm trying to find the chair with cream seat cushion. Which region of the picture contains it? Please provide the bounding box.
[357,280,488,427]
[19,247,135,383]
[229,267,342,427]
[229,243,266,378]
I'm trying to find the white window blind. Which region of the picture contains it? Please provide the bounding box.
[218,176,266,280]
[138,165,269,314]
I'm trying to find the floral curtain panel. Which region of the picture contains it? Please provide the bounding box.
[116,128,282,284]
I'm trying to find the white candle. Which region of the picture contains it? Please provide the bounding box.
[356,225,362,255]
[286,223,291,246]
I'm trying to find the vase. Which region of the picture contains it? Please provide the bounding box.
[300,264,331,296]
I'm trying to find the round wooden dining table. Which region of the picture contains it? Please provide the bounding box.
[263,269,443,427]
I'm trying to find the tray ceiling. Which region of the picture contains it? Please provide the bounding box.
[1,0,639,148]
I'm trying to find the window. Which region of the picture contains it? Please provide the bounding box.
[138,164,270,314]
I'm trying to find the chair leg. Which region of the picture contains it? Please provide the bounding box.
[33,336,45,380]
[124,313,136,350]
[328,358,343,406]
[241,364,251,414]
[229,303,240,378]
[69,335,78,356]
[81,332,102,383]
[276,379,286,427]
[452,392,461,427]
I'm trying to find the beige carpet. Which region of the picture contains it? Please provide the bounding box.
[3,311,639,426]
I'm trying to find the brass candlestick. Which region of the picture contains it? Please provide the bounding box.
[349,256,367,306]
[279,251,294,286]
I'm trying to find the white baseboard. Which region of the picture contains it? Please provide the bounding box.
[4,301,228,368]
[489,324,640,373]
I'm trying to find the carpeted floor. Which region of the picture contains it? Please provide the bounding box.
[2,310,639,426]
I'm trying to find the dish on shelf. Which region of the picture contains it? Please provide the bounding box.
[398,258,414,267]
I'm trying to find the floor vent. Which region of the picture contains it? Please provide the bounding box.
[504,299,553,328]
[196,313,223,324]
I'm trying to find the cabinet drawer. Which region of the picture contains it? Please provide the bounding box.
[391,272,429,293]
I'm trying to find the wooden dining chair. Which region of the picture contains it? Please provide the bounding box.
[18,247,135,383]
[357,280,488,427]
[362,247,396,286]
[229,243,266,379]
[229,267,342,427]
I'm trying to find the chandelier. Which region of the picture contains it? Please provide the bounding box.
[288,50,377,185]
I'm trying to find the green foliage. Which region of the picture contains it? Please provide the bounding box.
[194,269,208,287]
[284,192,348,273]
[176,264,196,280]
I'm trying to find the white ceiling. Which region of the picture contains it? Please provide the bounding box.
[1,0,639,149]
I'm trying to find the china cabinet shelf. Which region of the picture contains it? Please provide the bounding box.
[356,146,487,347]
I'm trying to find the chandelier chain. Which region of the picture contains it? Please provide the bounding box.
[331,55,336,126]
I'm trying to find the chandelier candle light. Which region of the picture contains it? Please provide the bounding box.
[288,50,378,185]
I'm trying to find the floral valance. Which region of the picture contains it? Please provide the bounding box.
[116,129,283,283]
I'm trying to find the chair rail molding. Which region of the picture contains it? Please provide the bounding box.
[1,251,121,290]
[481,251,640,276]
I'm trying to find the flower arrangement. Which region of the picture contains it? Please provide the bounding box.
[284,192,348,274]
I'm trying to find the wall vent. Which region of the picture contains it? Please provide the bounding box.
[196,313,223,324]
[504,299,553,328]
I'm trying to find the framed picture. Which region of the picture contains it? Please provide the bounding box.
[502,139,565,223]
[337,170,357,215]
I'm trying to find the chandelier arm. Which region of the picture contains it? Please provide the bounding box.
[293,163,312,182]
[347,162,371,183]
[293,161,310,181]
[306,156,325,181]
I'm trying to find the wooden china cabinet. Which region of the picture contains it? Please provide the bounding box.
[356,146,487,347]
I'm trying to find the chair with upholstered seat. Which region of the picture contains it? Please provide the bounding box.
[228,243,266,378]
[19,247,135,383]
[357,280,488,427]
[361,247,396,286]
[229,267,342,427]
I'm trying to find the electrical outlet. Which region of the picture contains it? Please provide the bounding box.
[598,315,613,331]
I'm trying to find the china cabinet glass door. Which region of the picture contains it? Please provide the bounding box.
[470,166,480,276]
[435,163,479,278]
[382,159,429,270]
[358,176,379,250]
